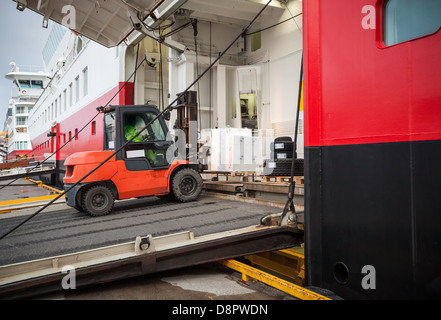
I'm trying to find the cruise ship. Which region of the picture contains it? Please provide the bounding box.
[18,0,304,186]
[3,63,48,161]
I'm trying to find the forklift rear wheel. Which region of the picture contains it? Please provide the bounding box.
[82,185,115,217]
[170,168,203,202]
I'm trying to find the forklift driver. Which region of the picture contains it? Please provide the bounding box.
[124,114,157,165]
[124,114,143,142]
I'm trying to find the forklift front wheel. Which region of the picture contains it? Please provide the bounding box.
[82,185,115,217]
[170,168,203,202]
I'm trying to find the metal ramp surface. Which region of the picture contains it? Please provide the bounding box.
[0,166,56,182]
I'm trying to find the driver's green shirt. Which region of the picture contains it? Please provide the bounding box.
[124,125,143,142]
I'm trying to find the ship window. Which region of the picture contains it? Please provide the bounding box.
[16,106,26,114]
[16,117,27,126]
[383,0,441,46]
[31,80,43,89]
[18,80,31,88]
[69,83,73,107]
[76,37,83,54]
[75,76,80,102]
[83,67,88,96]
[75,128,78,140]
[91,121,96,135]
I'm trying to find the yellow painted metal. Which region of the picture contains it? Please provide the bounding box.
[220,259,331,300]
[0,194,65,213]
[245,247,305,286]
[26,178,63,194]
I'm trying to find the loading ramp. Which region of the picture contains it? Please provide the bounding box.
[0,195,303,299]
[0,224,302,299]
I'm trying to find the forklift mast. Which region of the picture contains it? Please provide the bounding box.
[173,91,198,164]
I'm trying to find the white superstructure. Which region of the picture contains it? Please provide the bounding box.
[3,63,48,161]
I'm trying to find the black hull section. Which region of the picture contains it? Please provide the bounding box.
[305,140,441,299]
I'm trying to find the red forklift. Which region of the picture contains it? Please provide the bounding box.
[63,91,203,217]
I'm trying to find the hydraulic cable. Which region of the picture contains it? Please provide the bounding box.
[0,0,274,241]
[192,19,202,132]
[162,20,192,38]
[283,1,302,32]
[278,54,303,227]
[244,13,302,36]
[159,41,164,110]
[133,43,140,100]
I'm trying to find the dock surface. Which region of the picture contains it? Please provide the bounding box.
[0,179,55,202]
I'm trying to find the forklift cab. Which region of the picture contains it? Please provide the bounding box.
[104,105,174,170]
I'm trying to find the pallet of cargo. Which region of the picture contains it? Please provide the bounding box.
[262,176,304,184]
[202,171,261,182]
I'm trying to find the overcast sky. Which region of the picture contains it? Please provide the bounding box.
[0,1,52,126]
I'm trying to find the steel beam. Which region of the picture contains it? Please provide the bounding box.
[220,259,330,301]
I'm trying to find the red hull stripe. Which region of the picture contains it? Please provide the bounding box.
[303,0,441,147]
[32,82,134,162]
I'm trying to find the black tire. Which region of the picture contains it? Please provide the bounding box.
[170,168,203,203]
[274,136,292,142]
[82,185,115,217]
[263,158,304,176]
[270,141,294,152]
[74,193,84,212]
